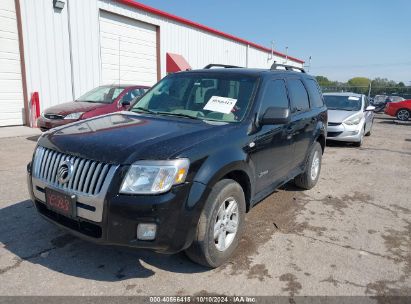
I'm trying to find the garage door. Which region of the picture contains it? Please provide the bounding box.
[99,11,157,87]
[0,0,24,126]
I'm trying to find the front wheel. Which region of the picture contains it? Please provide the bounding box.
[185,179,246,268]
[353,128,365,147]
[365,120,373,136]
[294,142,322,190]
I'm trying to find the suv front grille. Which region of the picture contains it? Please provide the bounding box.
[32,146,113,196]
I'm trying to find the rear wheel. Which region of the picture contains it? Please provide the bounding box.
[294,142,322,190]
[396,109,410,121]
[185,179,246,268]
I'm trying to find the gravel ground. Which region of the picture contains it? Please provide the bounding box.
[0,114,410,297]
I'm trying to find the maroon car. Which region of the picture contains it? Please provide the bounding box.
[37,85,149,131]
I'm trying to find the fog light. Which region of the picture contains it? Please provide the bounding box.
[348,130,359,135]
[137,223,157,240]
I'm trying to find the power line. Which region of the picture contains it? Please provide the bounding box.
[312,62,411,69]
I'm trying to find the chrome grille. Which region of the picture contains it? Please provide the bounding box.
[44,114,64,120]
[32,146,112,195]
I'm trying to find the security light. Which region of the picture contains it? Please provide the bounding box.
[53,0,65,10]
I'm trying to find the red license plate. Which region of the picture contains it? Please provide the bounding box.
[45,188,76,217]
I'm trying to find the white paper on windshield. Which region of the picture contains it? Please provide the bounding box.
[348,96,360,101]
[203,96,238,114]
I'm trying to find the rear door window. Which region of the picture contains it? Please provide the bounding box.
[287,79,310,112]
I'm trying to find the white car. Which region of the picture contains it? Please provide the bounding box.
[324,92,375,147]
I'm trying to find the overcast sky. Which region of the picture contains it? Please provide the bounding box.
[136,0,411,83]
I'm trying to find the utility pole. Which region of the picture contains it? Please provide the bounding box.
[267,40,274,62]
[304,56,312,72]
[368,81,372,98]
[284,46,288,64]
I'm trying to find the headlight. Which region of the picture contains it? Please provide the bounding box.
[343,113,363,125]
[120,159,190,194]
[64,112,84,120]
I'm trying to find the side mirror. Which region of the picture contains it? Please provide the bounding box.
[260,107,290,125]
[365,105,375,111]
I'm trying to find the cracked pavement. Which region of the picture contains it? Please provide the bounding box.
[0,115,410,296]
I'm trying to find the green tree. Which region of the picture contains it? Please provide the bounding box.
[347,77,371,94]
[315,76,339,91]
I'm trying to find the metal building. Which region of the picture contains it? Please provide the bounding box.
[0,0,304,127]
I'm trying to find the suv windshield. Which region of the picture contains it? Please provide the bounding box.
[324,95,362,111]
[77,86,125,104]
[131,73,258,122]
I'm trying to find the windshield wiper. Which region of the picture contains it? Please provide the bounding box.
[131,108,200,120]
[132,107,158,114]
[155,112,200,120]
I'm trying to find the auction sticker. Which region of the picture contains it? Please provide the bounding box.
[348,96,360,101]
[203,96,237,114]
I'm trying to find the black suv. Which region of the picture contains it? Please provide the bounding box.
[27,64,327,268]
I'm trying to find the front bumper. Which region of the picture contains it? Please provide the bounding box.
[326,122,363,142]
[37,116,77,131]
[27,163,209,254]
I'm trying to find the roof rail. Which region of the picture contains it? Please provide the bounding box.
[270,63,306,73]
[203,64,243,69]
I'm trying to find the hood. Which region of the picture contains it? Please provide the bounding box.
[43,101,109,116]
[38,112,228,164]
[327,109,359,123]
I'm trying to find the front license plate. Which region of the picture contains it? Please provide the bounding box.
[45,188,76,217]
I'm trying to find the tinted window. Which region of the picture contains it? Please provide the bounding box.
[260,80,289,113]
[305,79,324,108]
[120,89,143,104]
[287,79,310,112]
[364,96,369,109]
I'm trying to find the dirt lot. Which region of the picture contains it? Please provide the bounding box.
[0,114,410,297]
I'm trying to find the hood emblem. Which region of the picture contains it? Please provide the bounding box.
[57,159,74,184]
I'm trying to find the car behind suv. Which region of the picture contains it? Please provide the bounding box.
[37,85,149,131]
[27,64,327,268]
[324,92,375,147]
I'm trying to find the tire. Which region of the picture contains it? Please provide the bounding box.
[353,127,365,147]
[185,179,246,268]
[294,142,322,190]
[396,109,410,121]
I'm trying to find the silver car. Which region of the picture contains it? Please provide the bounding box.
[324,92,375,147]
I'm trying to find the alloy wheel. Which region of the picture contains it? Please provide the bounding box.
[397,110,410,121]
[310,151,320,180]
[214,197,239,252]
